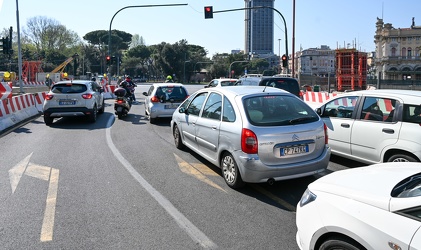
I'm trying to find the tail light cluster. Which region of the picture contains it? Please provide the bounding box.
[241,128,258,154]
[82,93,93,99]
[324,123,328,144]
[151,96,160,103]
[45,94,54,100]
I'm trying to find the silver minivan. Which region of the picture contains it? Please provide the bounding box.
[171,86,331,188]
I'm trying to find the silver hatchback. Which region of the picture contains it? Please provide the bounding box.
[171,86,331,188]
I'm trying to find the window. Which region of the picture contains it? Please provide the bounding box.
[402,48,407,58]
[324,96,358,118]
[360,97,389,121]
[187,92,208,116]
[408,48,412,57]
[391,47,396,57]
[222,97,236,122]
[202,93,222,120]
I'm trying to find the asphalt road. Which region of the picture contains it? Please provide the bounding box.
[0,84,366,249]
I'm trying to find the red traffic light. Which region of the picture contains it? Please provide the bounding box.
[204,6,213,19]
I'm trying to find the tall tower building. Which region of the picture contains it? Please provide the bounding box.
[244,0,275,55]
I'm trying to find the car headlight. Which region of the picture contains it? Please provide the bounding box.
[299,188,317,207]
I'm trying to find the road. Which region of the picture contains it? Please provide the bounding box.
[0,84,366,249]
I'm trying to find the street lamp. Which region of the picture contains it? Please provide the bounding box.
[183,60,190,83]
[229,61,249,78]
[108,4,187,75]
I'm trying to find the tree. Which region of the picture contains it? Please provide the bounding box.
[130,34,145,48]
[23,16,80,53]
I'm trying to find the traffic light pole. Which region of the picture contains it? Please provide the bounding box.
[213,6,289,73]
[107,4,187,77]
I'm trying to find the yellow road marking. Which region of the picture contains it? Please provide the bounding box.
[250,184,297,212]
[174,154,226,193]
[40,168,60,242]
[25,163,51,181]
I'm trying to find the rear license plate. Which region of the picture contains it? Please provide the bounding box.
[165,104,179,109]
[116,107,123,112]
[280,145,309,156]
[59,100,76,105]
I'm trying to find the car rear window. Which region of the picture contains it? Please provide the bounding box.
[52,84,87,94]
[220,80,237,86]
[259,78,300,97]
[243,95,319,126]
[156,86,188,102]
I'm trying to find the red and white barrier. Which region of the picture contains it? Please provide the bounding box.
[0,92,45,132]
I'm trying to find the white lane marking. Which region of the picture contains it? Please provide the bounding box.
[105,117,217,249]
[8,153,32,193]
[40,168,60,242]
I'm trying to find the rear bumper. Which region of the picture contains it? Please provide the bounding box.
[43,107,94,117]
[234,146,331,183]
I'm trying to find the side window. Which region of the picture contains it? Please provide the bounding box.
[403,104,421,123]
[360,97,388,121]
[324,96,357,118]
[187,92,208,116]
[202,93,222,120]
[222,97,236,122]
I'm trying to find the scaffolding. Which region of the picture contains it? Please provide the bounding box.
[336,49,367,91]
[22,61,43,82]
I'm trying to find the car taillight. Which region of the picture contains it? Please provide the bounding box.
[82,93,93,99]
[324,123,328,144]
[45,94,54,100]
[241,128,258,154]
[151,96,160,103]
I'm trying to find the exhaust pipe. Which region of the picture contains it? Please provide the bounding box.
[267,178,275,186]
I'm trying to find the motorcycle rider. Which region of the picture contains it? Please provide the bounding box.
[124,75,137,102]
[165,75,174,83]
[118,78,134,105]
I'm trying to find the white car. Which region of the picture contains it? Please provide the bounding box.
[296,162,421,250]
[42,80,105,125]
[204,78,237,88]
[316,89,421,163]
[142,83,189,123]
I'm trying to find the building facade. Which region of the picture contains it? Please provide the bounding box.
[244,0,274,55]
[374,17,421,81]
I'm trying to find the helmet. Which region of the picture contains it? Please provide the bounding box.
[91,77,96,81]
[125,75,131,81]
[166,75,172,80]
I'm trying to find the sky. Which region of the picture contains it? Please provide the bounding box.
[1,0,421,57]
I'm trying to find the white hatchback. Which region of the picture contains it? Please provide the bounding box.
[296,162,421,250]
[316,89,421,163]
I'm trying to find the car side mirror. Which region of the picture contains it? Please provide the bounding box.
[142,92,148,96]
[204,85,209,88]
[315,108,322,116]
[179,107,187,114]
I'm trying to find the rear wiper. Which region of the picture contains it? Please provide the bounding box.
[289,116,315,124]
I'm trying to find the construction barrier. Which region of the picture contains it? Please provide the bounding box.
[0,92,44,132]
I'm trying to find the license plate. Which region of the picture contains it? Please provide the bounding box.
[116,107,123,112]
[165,104,179,109]
[59,100,76,105]
[280,145,309,156]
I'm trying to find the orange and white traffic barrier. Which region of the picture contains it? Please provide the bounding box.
[0,82,13,100]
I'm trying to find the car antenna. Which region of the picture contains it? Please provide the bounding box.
[263,85,268,92]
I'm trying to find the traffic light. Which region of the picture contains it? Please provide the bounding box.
[1,37,9,54]
[204,6,213,19]
[106,55,111,65]
[281,54,288,68]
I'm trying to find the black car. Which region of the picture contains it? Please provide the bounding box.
[259,77,302,99]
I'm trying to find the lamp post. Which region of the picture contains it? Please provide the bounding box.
[183,60,190,83]
[15,0,23,93]
[108,4,187,75]
[229,61,249,78]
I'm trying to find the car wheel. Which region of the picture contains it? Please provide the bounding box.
[221,152,245,189]
[173,125,184,149]
[44,116,54,125]
[98,100,105,114]
[319,237,363,250]
[387,154,418,162]
[89,105,97,123]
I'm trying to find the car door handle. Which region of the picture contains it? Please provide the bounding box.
[340,123,350,128]
[212,126,217,130]
[382,128,395,134]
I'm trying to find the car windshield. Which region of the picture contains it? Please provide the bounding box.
[243,95,319,126]
[392,173,421,198]
[52,84,87,94]
[156,86,188,102]
[260,78,300,96]
[220,80,236,86]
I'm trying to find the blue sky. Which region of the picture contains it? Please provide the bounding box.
[1,0,420,57]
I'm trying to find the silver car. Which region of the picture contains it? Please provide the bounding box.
[316,89,421,163]
[171,86,331,188]
[143,83,189,123]
[42,80,105,125]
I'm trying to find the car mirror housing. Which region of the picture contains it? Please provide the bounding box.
[142,92,148,96]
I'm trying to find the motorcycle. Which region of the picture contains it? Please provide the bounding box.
[113,87,133,119]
